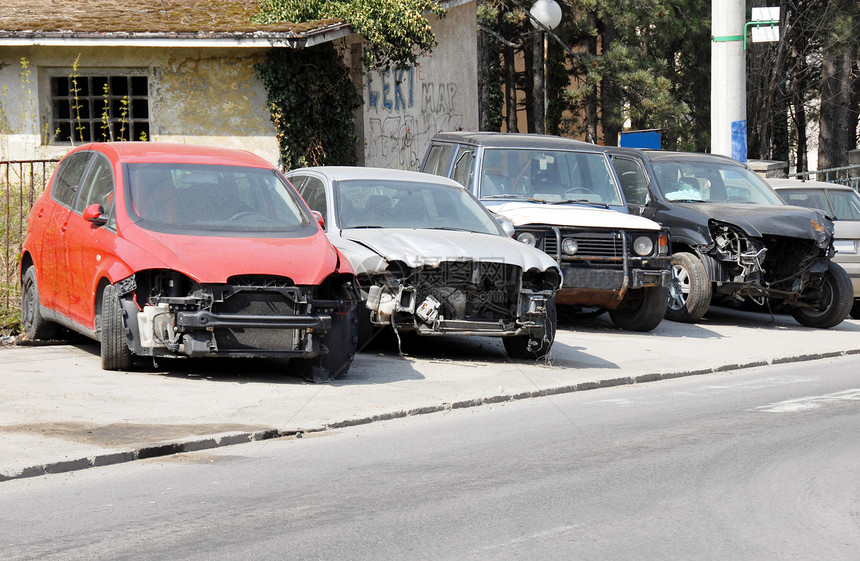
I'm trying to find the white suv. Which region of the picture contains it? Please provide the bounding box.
[421,132,672,332]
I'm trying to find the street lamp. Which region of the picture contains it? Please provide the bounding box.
[530,0,562,31]
[529,0,562,134]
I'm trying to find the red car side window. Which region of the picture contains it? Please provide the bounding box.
[74,156,115,214]
[51,152,92,208]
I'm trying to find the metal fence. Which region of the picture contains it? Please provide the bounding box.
[790,164,860,191]
[1,159,60,331]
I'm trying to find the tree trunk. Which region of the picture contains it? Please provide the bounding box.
[531,31,544,134]
[504,44,518,133]
[818,48,854,169]
[598,16,621,146]
[746,43,769,159]
[794,89,808,172]
[477,21,492,131]
[525,31,537,133]
[584,14,599,143]
[849,56,860,150]
[759,13,790,161]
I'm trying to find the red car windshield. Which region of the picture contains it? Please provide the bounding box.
[127,163,310,234]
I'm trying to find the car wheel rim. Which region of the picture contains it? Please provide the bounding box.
[668,264,689,311]
[803,276,835,318]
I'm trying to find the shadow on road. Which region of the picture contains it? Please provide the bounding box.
[64,341,428,386]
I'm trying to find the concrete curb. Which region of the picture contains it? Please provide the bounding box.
[5,348,858,483]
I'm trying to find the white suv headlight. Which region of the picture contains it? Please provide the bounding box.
[561,238,579,255]
[633,236,654,256]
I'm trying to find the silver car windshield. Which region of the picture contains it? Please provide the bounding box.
[781,188,860,221]
[336,179,502,235]
[652,160,785,205]
[478,148,623,205]
[127,163,310,233]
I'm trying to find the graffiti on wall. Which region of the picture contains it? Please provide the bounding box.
[365,64,462,169]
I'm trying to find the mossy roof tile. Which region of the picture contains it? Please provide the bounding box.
[0,0,344,38]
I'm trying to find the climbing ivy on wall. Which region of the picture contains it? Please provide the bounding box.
[254,0,446,168]
[254,45,362,169]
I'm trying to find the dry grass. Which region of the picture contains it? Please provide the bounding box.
[1,160,58,334]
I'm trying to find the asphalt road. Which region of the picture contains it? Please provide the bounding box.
[2,355,859,560]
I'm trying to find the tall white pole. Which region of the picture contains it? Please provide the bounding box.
[711,1,746,159]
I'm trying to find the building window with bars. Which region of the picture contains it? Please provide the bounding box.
[50,74,150,143]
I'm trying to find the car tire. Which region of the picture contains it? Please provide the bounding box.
[295,307,359,383]
[503,298,557,359]
[609,285,669,332]
[791,261,854,328]
[665,252,711,323]
[20,267,58,340]
[355,305,376,350]
[100,284,134,371]
[851,300,860,320]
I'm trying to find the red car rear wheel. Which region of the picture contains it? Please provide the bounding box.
[20,267,58,341]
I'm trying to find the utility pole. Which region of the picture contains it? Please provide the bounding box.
[711,1,746,160]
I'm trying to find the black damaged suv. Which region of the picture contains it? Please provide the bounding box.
[607,148,853,328]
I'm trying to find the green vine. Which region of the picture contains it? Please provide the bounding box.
[70,54,84,145]
[255,0,445,69]
[255,44,362,169]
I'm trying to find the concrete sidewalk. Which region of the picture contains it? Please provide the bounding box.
[3,306,860,481]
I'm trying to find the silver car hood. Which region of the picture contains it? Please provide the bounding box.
[332,228,559,275]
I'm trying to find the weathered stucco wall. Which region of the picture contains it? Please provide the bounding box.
[1,2,478,169]
[0,46,279,163]
[357,1,478,170]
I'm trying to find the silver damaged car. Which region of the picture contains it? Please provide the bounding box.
[286,167,562,359]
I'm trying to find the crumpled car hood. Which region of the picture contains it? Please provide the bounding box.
[677,202,833,244]
[335,228,559,275]
[487,201,662,230]
[120,227,340,285]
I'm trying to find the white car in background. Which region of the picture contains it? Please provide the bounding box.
[769,178,860,318]
[286,167,562,359]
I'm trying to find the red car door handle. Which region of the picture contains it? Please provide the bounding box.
[60,224,68,232]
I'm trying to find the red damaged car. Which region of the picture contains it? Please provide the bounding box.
[20,143,360,381]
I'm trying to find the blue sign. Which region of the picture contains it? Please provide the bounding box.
[731,120,748,164]
[619,129,661,149]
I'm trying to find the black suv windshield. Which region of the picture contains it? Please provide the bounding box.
[652,160,784,205]
[127,163,311,235]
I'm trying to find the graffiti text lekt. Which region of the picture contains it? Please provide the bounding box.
[367,68,414,111]
[367,67,457,115]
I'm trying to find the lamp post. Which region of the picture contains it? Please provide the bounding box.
[529,0,562,134]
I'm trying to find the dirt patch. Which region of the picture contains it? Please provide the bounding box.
[4,421,270,447]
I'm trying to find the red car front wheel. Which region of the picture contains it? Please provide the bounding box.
[100,284,134,371]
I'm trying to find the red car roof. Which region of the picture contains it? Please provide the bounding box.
[74,142,274,168]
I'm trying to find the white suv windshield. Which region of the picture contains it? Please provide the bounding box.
[479,148,623,205]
